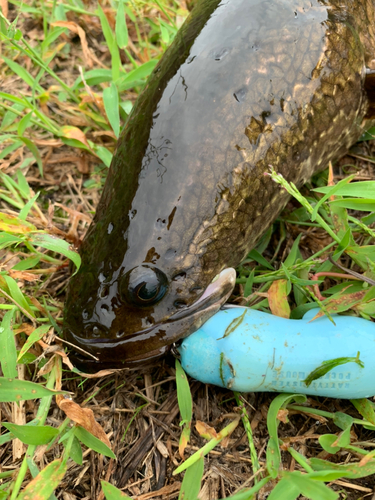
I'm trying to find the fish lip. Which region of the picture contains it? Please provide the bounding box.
[65,267,236,365]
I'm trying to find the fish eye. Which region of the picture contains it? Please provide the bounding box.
[121,265,168,307]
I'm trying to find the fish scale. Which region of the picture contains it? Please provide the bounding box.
[64,0,375,370]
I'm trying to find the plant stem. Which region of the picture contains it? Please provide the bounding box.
[234,393,261,481]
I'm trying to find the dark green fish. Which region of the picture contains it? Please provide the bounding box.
[63,0,375,370]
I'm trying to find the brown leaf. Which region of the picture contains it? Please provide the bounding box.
[17,459,66,500]
[195,420,218,440]
[220,436,231,448]
[57,398,111,448]
[15,323,34,335]
[60,126,90,149]
[33,138,63,147]
[268,279,290,318]
[8,269,40,282]
[38,356,57,377]
[55,203,92,224]
[51,21,93,67]
[277,408,289,424]
[133,482,182,500]
[0,0,8,18]
[29,297,48,315]
[359,452,375,467]
[0,213,36,234]
[13,365,26,459]
[178,427,190,460]
[61,353,122,378]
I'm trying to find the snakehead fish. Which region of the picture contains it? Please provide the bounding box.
[63,0,375,370]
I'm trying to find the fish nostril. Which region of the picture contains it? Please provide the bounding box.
[172,272,186,281]
[85,324,108,339]
[92,326,101,337]
[174,300,187,309]
[101,304,110,316]
[99,285,110,298]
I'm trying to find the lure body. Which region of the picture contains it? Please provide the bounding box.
[179,308,375,398]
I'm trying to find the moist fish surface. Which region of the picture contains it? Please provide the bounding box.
[63,0,375,370]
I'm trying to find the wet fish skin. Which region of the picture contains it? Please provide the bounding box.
[63,0,375,369]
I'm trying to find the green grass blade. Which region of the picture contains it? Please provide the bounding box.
[117,60,158,90]
[178,457,204,500]
[17,111,33,136]
[16,459,67,500]
[17,324,50,361]
[0,309,17,378]
[174,418,240,475]
[116,0,128,49]
[101,480,132,499]
[18,136,43,176]
[351,398,375,426]
[175,359,192,423]
[266,476,300,500]
[3,423,59,446]
[97,4,121,82]
[2,56,44,92]
[29,233,81,271]
[74,426,116,459]
[266,394,306,478]
[314,181,375,198]
[19,192,40,220]
[103,82,120,138]
[3,274,34,317]
[0,377,64,402]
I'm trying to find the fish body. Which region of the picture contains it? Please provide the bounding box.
[63,0,375,369]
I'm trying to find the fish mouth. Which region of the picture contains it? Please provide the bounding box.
[65,268,236,371]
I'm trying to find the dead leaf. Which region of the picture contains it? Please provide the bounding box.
[359,452,375,467]
[12,365,26,459]
[33,138,63,147]
[179,428,189,460]
[8,269,40,282]
[60,126,91,149]
[195,420,218,440]
[277,408,289,424]
[55,203,92,224]
[268,279,290,318]
[38,355,58,376]
[133,482,182,500]
[0,0,8,18]
[15,323,34,335]
[0,213,36,234]
[57,398,111,448]
[92,130,117,139]
[80,93,106,116]
[51,21,93,67]
[61,352,122,378]
[221,436,231,448]
[29,296,48,315]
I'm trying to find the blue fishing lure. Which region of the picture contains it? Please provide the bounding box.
[179,307,375,399]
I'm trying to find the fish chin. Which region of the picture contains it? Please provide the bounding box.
[66,268,236,371]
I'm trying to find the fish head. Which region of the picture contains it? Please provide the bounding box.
[63,245,236,370]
